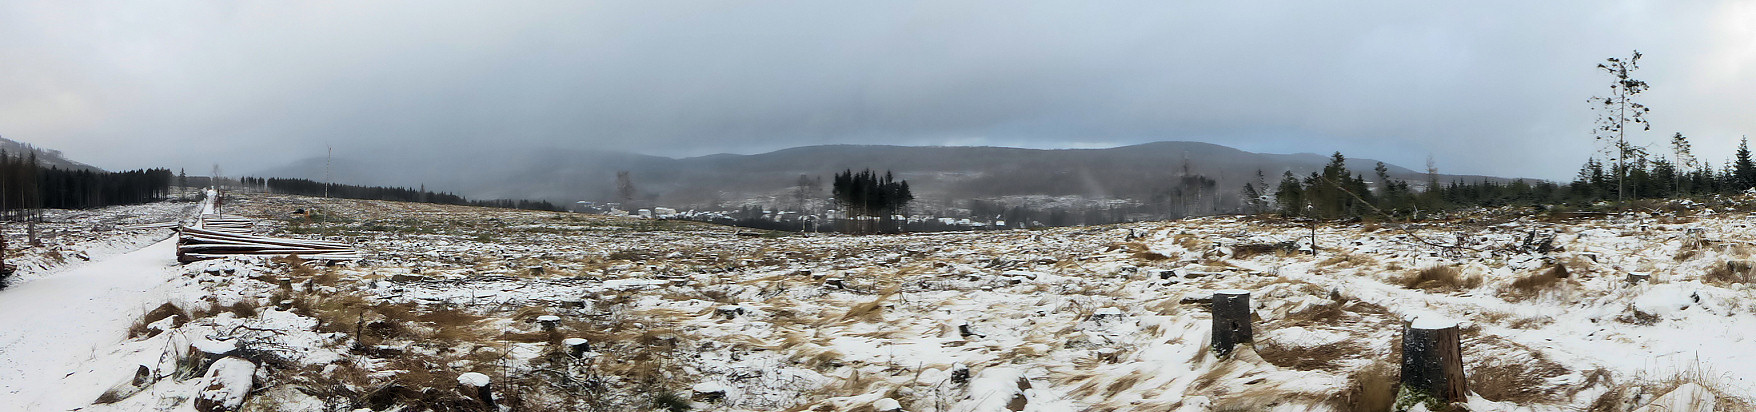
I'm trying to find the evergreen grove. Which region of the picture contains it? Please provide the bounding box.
[0,150,172,220]
[239,177,562,212]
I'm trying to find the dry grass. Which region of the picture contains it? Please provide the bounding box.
[1398,265,1479,291]
[1501,264,1568,301]
[1255,339,1366,371]
[1588,360,1754,411]
[128,302,190,339]
[1318,252,1377,268]
[1232,241,1297,259]
[836,290,897,323]
[1703,260,1756,285]
[1330,360,1398,412]
[192,299,260,319]
[1467,351,1569,404]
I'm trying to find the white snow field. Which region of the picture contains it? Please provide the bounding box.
[11,191,1756,411]
[0,235,182,409]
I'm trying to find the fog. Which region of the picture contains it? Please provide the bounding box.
[3,1,1754,180]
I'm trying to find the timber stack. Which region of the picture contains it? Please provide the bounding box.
[177,214,360,263]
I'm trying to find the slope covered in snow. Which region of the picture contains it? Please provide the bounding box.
[19,192,1756,411]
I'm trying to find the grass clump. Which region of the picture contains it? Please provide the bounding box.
[1703,260,1755,285]
[1501,264,1567,301]
[1399,265,1479,291]
[128,302,190,339]
[1332,361,1398,412]
[1467,352,1568,404]
[652,391,692,412]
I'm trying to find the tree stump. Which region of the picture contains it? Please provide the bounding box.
[564,338,592,358]
[1210,289,1252,358]
[1395,319,1467,411]
[457,372,495,409]
[958,322,983,339]
[715,305,745,320]
[535,315,561,331]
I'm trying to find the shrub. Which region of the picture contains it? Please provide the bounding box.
[651,391,692,412]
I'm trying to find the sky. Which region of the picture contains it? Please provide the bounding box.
[2,1,1755,180]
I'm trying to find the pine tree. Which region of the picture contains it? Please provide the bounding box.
[1734,137,1756,192]
[1274,171,1303,217]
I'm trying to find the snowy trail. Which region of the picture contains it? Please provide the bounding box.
[0,235,180,408]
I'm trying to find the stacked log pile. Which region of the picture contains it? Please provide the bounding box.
[198,215,256,234]
[177,215,360,263]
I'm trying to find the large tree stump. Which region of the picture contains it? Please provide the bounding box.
[457,372,495,409]
[1395,318,1467,411]
[1210,289,1252,358]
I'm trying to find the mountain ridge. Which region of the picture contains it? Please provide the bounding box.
[252,141,1519,213]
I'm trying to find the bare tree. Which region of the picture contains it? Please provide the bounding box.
[1590,50,1652,203]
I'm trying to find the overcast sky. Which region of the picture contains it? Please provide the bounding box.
[2,1,1754,180]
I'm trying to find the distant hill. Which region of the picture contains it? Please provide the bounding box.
[253,141,1517,214]
[0,136,103,172]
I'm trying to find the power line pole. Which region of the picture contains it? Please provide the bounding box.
[325,145,332,198]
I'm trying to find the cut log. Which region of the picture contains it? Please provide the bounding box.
[1395,318,1467,411]
[1210,289,1252,358]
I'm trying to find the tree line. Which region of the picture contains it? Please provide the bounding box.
[239,177,562,212]
[0,150,172,220]
[1259,50,1756,220]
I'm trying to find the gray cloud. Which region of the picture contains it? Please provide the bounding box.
[2,1,1753,180]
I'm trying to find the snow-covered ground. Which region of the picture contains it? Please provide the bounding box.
[11,192,1756,411]
[0,199,196,409]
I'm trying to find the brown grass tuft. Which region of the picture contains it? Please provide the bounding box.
[1502,264,1567,301]
[1399,265,1479,291]
[1331,360,1398,412]
[1318,252,1376,268]
[1704,260,1756,285]
[1256,339,1366,371]
[128,302,190,339]
[1468,353,1569,404]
